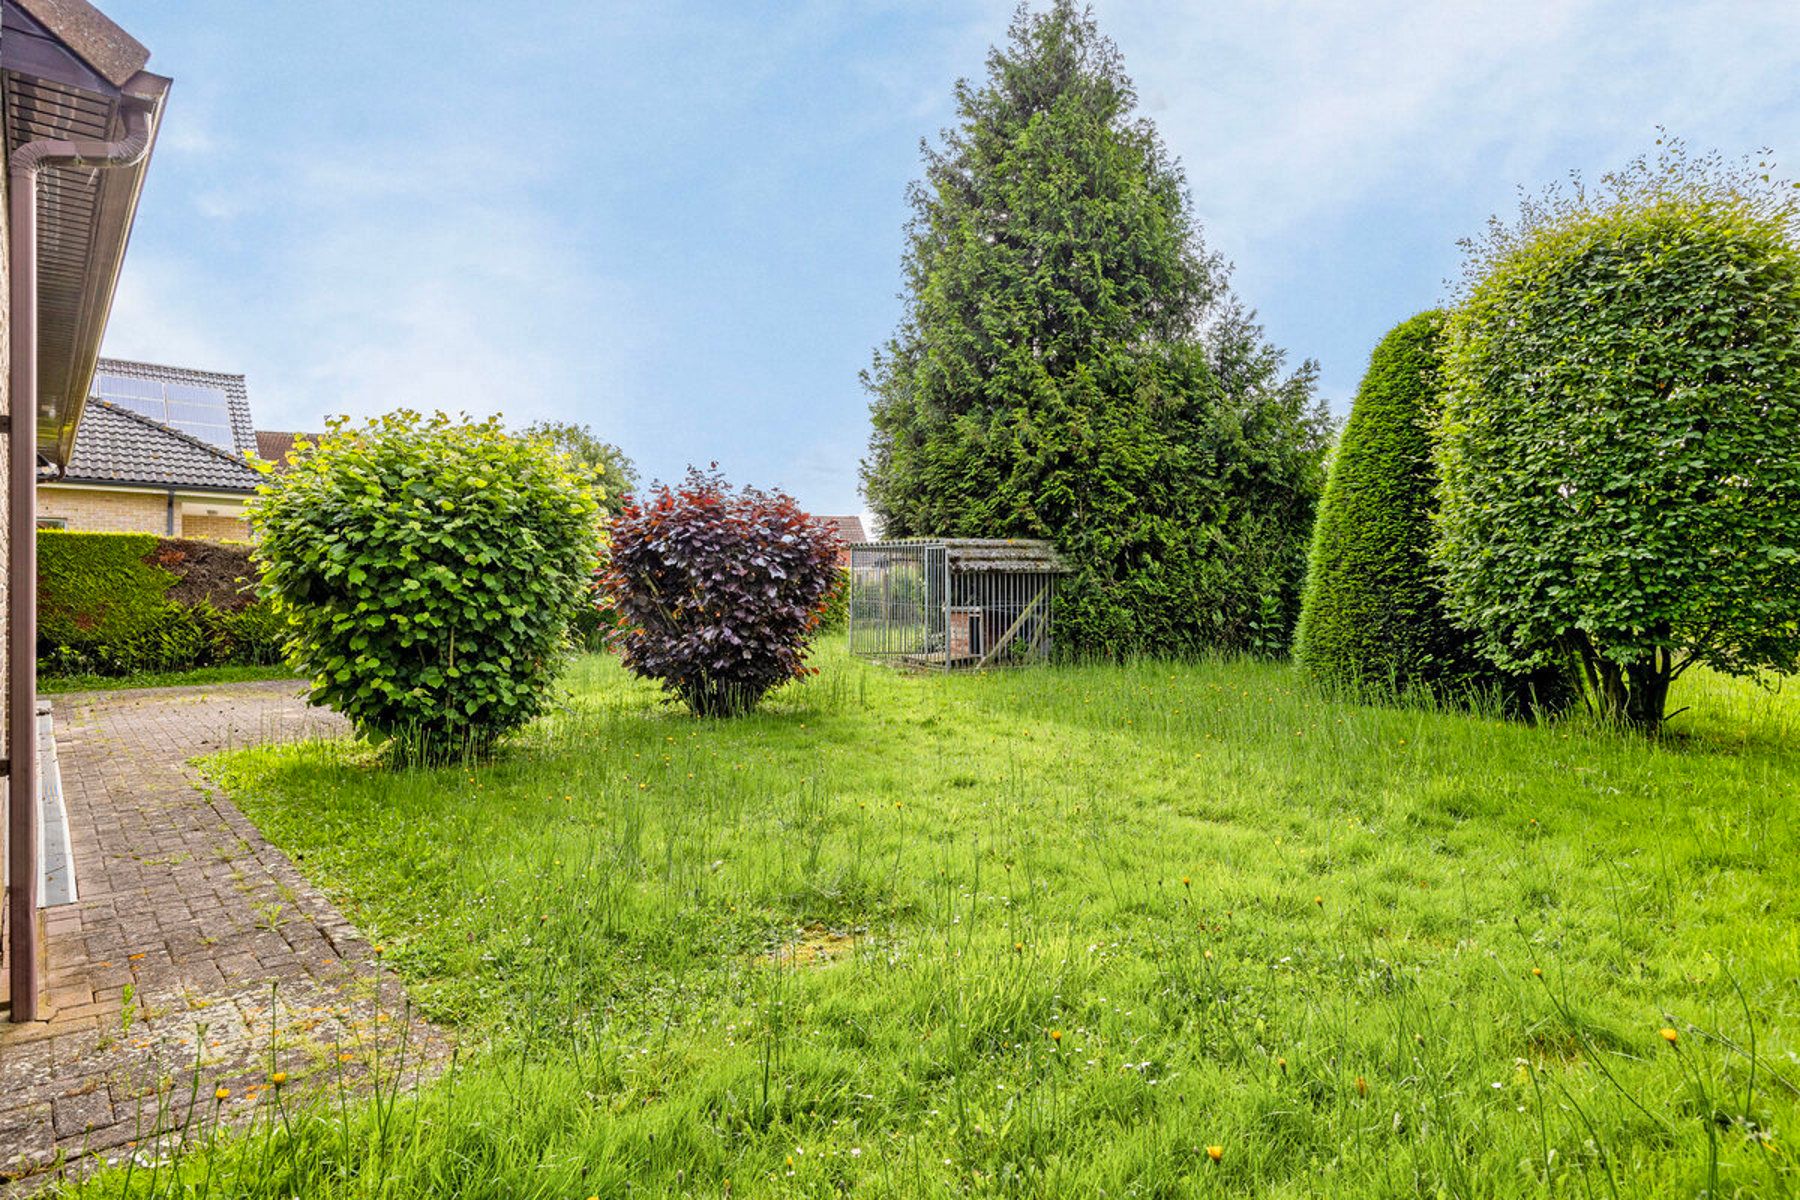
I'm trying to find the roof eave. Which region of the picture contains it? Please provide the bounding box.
[12,0,148,88]
[52,477,256,496]
[39,68,170,468]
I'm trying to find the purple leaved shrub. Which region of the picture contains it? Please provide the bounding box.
[602,467,840,716]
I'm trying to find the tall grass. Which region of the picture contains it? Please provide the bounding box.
[60,641,1799,1197]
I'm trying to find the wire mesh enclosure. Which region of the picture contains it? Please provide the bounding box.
[847,539,1068,669]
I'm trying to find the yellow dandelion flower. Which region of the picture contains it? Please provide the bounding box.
[214,1086,230,1101]
[1206,1145,1222,1163]
[1660,1027,1680,1045]
[271,1072,288,1086]
[1050,1029,1063,1043]
[1277,1056,1287,1073]
[1531,967,1543,978]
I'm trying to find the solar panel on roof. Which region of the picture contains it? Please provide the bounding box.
[93,371,236,451]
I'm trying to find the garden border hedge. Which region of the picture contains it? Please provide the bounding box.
[38,530,282,677]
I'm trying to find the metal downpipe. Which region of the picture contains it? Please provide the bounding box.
[7,100,155,1023]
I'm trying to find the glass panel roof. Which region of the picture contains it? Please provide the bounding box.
[93,372,237,451]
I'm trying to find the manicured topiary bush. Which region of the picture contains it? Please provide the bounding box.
[1293,312,1549,705]
[250,411,603,760]
[1437,143,1800,730]
[37,531,280,676]
[603,468,839,716]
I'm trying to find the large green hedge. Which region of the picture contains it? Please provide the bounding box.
[1294,313,1558,708]
[860,2,1330,658]
[38,531,282,677]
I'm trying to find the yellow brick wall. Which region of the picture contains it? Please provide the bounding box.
[37,485,167,534]
[180,513,251,541]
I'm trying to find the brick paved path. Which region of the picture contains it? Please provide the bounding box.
[0,682,441,1191]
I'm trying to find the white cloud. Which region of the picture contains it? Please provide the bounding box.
[103,254,240,372]
[1100,0,1800,253]
[108,133,651,444]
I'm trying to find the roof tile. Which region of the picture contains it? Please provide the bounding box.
[62,400,262,491]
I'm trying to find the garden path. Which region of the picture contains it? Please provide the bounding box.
[0,682,442,1191]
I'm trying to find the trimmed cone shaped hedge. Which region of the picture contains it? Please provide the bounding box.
[1295,312,1534,704]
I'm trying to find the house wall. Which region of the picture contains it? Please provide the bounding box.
[37,485,253,541]
[181,513,250,541]
[38,484,167,534]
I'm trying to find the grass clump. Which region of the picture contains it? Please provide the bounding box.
[64,640,1800,1198]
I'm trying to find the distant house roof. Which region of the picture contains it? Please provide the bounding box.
[253,430,321,471]
[819,515,867,546]
[61,399,261,492]
[56,357,262,492]
[88,357,255,452]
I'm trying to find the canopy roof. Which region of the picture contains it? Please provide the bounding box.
[850,538,1069,574]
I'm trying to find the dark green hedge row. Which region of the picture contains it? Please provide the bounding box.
[38,531,283,677]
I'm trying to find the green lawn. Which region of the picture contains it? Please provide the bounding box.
[72,640,1799,1198]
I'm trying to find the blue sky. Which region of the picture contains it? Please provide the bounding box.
[99,1,1800,524]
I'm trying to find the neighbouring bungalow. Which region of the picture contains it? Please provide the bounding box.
[2,0,171,1022]
[36,357,261,539]
[820,515,867,568]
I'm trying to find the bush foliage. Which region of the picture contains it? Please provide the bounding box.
[603,468,839,716]
[521,419,637,516]
[1436,143,1800,729]
[250,411,602,759]
[38,531,280,676]
[861,0,1329,657]
[1295,313,1556,706]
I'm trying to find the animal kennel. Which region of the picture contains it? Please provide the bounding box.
[846,538,1067,669]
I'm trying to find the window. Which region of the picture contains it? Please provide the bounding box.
[93,372,236,450]
[37,517,67,530]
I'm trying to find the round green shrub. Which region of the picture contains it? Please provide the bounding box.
[250,411,603,759]
[1436,144,1800,729]
[1294,313,1497,699]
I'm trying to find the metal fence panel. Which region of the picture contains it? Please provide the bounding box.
[848,543,947,666]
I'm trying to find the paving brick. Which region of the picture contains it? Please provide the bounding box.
[51,1090,113,1138]
[0,682,446,1192]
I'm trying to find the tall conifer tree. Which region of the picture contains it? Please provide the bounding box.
[862,1,1329,654]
